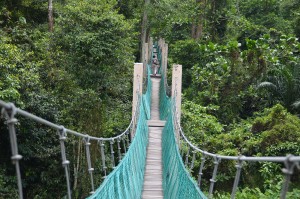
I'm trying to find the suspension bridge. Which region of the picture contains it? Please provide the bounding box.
[1,39,300,199]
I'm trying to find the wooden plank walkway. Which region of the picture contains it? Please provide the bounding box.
[142,76,165,199]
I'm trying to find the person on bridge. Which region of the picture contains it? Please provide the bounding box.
[152,54,160,75]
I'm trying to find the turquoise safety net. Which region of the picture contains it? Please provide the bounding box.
[142,63,152,120]
[87,93,148,199]
[155,43,162,75]
[162,111,207,199]
[87,52,155,199]
[158,46,207,199]
[159,65,170,121]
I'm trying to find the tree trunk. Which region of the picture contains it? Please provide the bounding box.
[140,0,150,62]
[191,0,205,40]
[195,15,203,39]
[73,140,82,190]
[48,0,54,32]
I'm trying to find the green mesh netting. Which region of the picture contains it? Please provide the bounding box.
[87,51,154,199]
[142,64,152,120]
[159,66,170,120]
[158,45,207,198]
[87,95,148,199]
[162,112,207,199]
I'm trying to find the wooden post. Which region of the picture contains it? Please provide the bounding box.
[171,64,182,141]
[143,43,148,80]
[144,43,149,65]
[158,38,162,49]
[132,63,144,138]
[141,41,145,63]
[148,37,153,61]
[140,0,149,61]
[160,39,165,76]
[163,43,168,82]
[48,0,54,32]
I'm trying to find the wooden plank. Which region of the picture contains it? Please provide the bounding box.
[148,120,166,127]
[142,77,164,199]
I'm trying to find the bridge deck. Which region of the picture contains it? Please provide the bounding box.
[142,76,165,199]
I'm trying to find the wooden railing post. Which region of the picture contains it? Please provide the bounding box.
[171,64,182,141]
[132,63,143,138]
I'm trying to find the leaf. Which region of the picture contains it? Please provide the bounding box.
[292,100,300,109]
[257,81,277,90]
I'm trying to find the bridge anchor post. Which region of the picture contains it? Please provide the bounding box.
[132,63,143,138]
[171,64,182,143]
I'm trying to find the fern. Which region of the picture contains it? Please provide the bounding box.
[257,81,277,90]
[292,100,300,109]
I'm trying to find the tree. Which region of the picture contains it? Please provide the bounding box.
[48,0,53,32]
[191,0,206,40]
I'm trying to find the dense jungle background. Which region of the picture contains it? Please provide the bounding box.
[0,0,300,198]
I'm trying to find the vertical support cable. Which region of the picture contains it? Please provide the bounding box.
[280,155,296,199]
[190,150,196,170]
[180,141,185,157]
[185,145,191,166]
[84,136,95,194]
[58,126,71,199]
[99,140,107,177]
[198,153,206,188]
[129,123,133,139]
[1,104,23,199]
[178,131,181,149]
[117,137,122,162]
[122,137,127,154]
[110,139,115,168]
[135,104,139,130]
[231,156,244,199]
[126,131,130,149]
[209,156,221,198]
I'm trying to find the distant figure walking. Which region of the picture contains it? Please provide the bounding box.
[152,55,159,75]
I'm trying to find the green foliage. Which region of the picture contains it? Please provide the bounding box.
[170,32,300,124]
[148,0,197,41]
[0,29,40,105]
[185,103,300,193]
[186,39,267,123]
[181,99,223,147]
[55,0,135,91]
[169,39,204,88]
[238,0,292,34]
[165,0,300,196]
[1,0,300,197]
[251,104,300,155]
[215,186,300,199]
[1,0,138,198]
[0,167,18,198]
